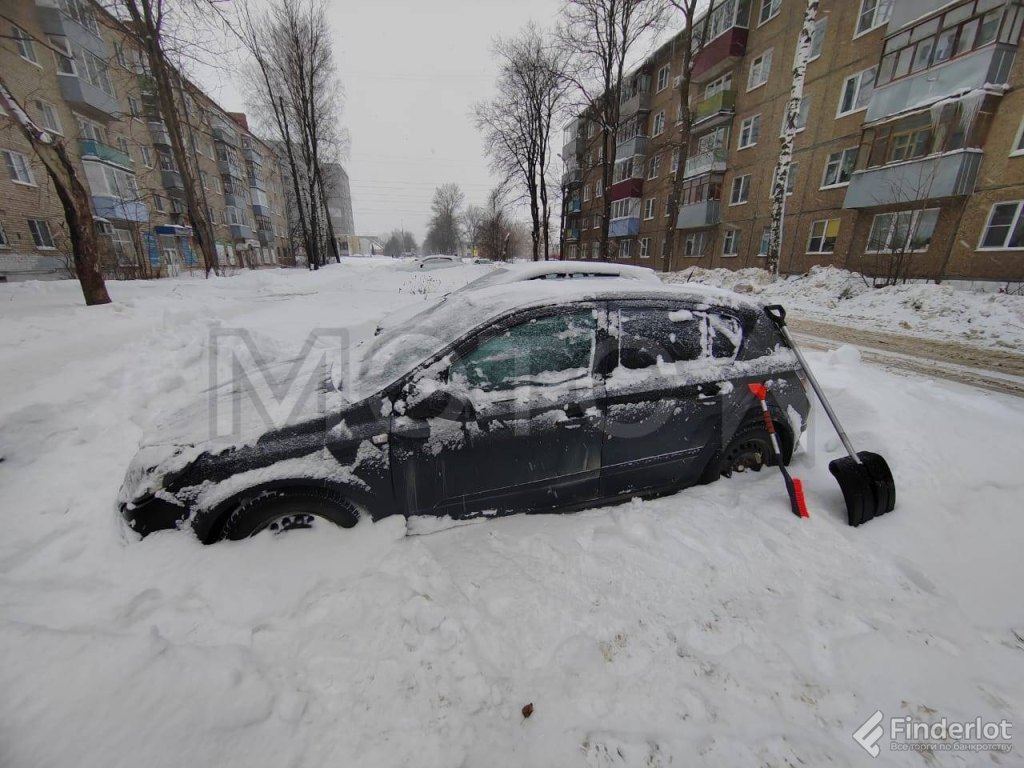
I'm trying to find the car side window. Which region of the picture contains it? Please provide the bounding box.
[615,307,743,370]
[449,311,596,392]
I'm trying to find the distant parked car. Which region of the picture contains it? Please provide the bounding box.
[398,255,459,271]
[120,278,809,542]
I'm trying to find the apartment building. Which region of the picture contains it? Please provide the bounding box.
[0,0,293,281]
[561,0,1024,284]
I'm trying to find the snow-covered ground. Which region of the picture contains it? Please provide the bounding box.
[665,265,1024,352]
[1,259,1022,767]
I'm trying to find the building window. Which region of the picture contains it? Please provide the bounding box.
[51,37,76,75]
[128,96,140,117]
[28,219,55,249]
[3,150,35,185]
[730,174,751,205]
[747,49,772,91]
[867,209,939,253]
[1012,118,1024,157]
[758,225,771,256]
[154,195,165,212]
[620,240,632,258]
[821,148,858,188]
[781,96,810,133]
[979,202,1024,250]
[114,43,127,68]
[807,218,840,254]
[771,162,798,197]
[141,147,153,168]
[595,179,602,198]
[647,155,661,179]
[652,111,666,136]
[684,232,707,257]
[656,65,670,92]
[856,0,893,37]
[739,114,761,148]
[889,128,930,162]
[639,237,651,258]
[671,148,680,174]
[809,19,827,60]
[644,197,656,220]
[13,26,38,64]
[584,184,591,202]
[34,101,63,134]
[838,68,876,117]
[592,241,600,259]
[758,0,782,26]
[117,136,130,156]
[0,221,8,247]
[722,229,740,256]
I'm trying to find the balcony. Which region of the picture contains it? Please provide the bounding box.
[692,27,748,83]
[609,217,641,237]
[608,177,643,202]
[91,196,148,223]
[224,191,246,209]
[563,136,584,157]
[568,199,582,213]
[562,167,582,186]
[257,228,274,246]
[615,135,648,162]
[843,149,983,209]
[56,77,118,121]
[230,223,253,240]
[565,228,580,242]
[148,121,170,147]
[619,90,651,120]
[78,139,132,169]
[213,127,239,146]
[161,169,185,197]
[35,3,105,57]
[218,159,244,179]
[866,45,1017,123]
[676,200,721,229]
[252,202,272,217]
[684,149,727,178]
[248,175,266,191]
[242,145,261,162]
[136,73,157,95]
[693,90,736,128]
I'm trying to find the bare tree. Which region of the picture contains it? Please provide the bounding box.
[0,79,111,305]
[425,183,464,255]
[232,0,345,271]
[766,0,818,275]
[662,0,711,272]
[478,188,515,261]
[461,205,487,255]
[383,228,417,256]
[112,0,220,275]
[557,0,668,261]
[476,24,569,261]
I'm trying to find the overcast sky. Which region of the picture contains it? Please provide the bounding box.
[196,0,573,244]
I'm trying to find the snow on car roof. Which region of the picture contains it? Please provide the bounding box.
[454,260,660,294]
[356,277,758,396]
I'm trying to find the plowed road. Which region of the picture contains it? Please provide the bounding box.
[789,317,1024,398]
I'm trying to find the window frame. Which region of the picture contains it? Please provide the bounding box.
[34,100,64,135]
[747,49,773,92]
[0,221,9,248]
[4,149,37,186]
[13,25,39,65]
[652,111,666,137]
[809,19,828,61]
[656,64,670,92]
[639,237,651,258]
[28,219,56,249]
[758,225,771,257]
[978,201,1024,251]
[722,228,740,257]
[729,174,751,206]
[806,218,840,254]
[643,197,657,220]
[738,114,761,149]
[1010,117,1024,158]
[865,208,940,254]
[758,0,782,27]
[820,147,859,189]
[837,67,877,117]
[647,155,661,179]
[854,0,893,38]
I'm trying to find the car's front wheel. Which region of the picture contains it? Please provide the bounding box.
[704,422,778,481]
[219,487,360,540]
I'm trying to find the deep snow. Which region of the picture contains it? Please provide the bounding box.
[1,260,1022,767]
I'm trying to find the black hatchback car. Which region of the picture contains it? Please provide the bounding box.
[119,279,810,542]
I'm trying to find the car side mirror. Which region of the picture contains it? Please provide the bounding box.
[404,388,475,421]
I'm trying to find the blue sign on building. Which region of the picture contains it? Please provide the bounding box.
[143,231,160,267]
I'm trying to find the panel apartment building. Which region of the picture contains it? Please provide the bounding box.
[0,0,294,281]
[561,0,1024,284]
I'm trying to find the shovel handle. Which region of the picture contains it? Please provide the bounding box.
[763,305,862,464]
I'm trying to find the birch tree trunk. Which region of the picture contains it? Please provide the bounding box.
[767,0,818,276]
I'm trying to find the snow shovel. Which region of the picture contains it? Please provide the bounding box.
[747,382,809,519]
[763,305,896,527]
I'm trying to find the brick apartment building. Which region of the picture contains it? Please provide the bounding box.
[560,0,1024,284]
[0,0,294,281]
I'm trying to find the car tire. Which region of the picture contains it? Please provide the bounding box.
[702,421,778,482]
[219,487,360,540]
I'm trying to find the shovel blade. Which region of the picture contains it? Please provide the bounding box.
[828,451,896,527]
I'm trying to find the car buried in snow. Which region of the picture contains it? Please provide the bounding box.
[119,279,810,542]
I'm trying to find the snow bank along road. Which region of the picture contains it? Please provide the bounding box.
[1,260,1022,767]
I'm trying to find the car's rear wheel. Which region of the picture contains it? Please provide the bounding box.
[704,422,778,480]
[219,487,360,540]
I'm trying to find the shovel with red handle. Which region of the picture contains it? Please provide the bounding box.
[748,382,809,519]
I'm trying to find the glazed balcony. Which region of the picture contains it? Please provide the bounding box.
[161,169,185,197]
[78,139,132,169]
[57,77,118,121]
[693,90,736,128]
[563,136,585,157]
[843,149,983,209]
[684,148,727,178]
[137,73,157,96]
[257,228,274,246]
[562,167,583,186]
[36,1,105,58]
[213,127,239,146]
[608,217,641,237]
[91,196,148,223]
[619,90,651,119]
[218,158,244,179]
[614,135,648,162]
[230,223,253,240]
[608,177,643,202]
[676,200,721,229]
[148,121,170,147]
[565,227,581,242]
[568,198,582,213]
[692,27,748,83]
